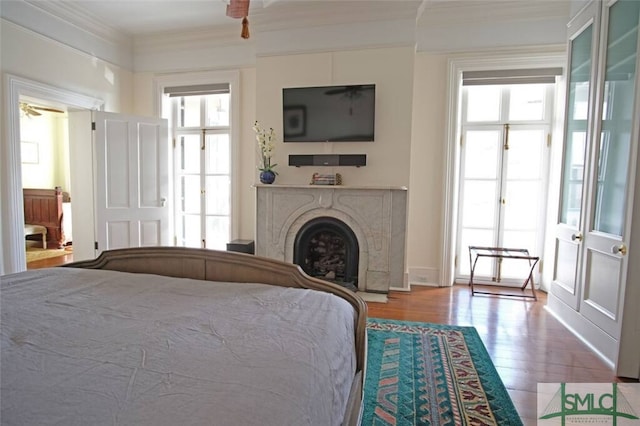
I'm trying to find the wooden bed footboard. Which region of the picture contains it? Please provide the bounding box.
[23,187,65,248]
[63,246,367,426]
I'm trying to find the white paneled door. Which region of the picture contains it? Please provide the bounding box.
[94,112,170,254]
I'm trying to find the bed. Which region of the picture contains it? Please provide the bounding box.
[1,247,367,426]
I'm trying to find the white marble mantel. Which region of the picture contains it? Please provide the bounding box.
[255,184,408,293]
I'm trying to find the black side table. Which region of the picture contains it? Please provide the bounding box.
[226,239,255,254]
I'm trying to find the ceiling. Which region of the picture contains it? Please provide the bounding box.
[21,0,572,38]
[27,0,428,37]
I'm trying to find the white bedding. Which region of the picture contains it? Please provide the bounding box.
[1,268,356,426]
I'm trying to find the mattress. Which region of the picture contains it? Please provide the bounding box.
[1,268,356,425]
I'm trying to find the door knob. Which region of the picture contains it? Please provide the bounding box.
[571,232,583,242]
[160,197,167,207]
[612,244,627,256]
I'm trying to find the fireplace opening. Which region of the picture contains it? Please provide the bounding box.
[293,217,359,292]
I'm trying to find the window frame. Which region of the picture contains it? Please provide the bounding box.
[154,70,240,246]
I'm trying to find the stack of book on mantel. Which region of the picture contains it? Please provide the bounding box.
[310,173,342,185]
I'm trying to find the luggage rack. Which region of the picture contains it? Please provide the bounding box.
[468,246,539,300]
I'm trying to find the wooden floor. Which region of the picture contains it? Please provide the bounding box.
[26,250,74,270]
[30,254,636,425]
[366,285,637,425]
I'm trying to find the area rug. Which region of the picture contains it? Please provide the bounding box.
[25,247,68,263]
[363,318,522,426]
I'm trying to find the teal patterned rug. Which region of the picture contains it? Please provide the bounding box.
[363,318,522,426]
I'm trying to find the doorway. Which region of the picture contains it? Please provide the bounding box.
[2,74,103,274]
[19,98,73,267]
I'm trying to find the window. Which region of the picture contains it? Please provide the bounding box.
[169,86,232,250]
[456,82,555,283]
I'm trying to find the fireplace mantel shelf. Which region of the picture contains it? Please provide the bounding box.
[254,184,408,191]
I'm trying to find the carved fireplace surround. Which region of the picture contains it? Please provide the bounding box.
[255,184,407,293]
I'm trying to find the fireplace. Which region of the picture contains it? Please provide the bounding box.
[294,217,359,291]
[255,184,407,293]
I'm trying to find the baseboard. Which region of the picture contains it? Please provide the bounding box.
[410,282,440,287]
[545,294,617,368]
[408,267,439,286]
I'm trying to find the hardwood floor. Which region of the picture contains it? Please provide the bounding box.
[30,254,636,424]
[366,285,636,425]
[26,249,74,270]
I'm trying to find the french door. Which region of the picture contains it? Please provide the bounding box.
[551,2,600,310]
[552,0,640,340]
[456,84,553,285]
[172,93,231,250]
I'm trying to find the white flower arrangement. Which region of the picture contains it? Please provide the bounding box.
[253,121,278,174]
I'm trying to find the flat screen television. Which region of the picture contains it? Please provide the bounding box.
[282,84,375,142]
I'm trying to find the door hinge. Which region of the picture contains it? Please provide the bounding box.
[94,241,99,250]
[173,137,176,149]
[547,133,551,147]
[454,255,458,268]
[174,236,178,246]
[460,135,464,147]
[91,122,96,131]
[538,259,543,273]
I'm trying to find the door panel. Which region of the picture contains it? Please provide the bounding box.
[107,221,130,250]
[582,244,624,336]
[579,0,638,338]
[140,220,161,246]
[553,239,581,294]
[551,4,599,310]
[95,112,169,254]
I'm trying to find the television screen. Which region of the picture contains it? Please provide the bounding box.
[282,84,375,142]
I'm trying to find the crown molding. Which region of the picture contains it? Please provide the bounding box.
[1,0,133,69]
[251,0,422,32]
[22,0,130,46]
[134,25,246,53]
[418,0,571,28]
[255,18,417,57]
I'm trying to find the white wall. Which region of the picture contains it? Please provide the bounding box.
[0,21,133,113]
[407,53,449,286]
[256,47,415,188]
[1,19,132,273]
[20,113,69,190]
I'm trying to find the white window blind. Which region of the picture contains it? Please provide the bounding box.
[164,83,230,97]
[462,67,563,86]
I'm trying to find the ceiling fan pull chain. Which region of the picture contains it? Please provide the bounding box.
[241,16,250,39]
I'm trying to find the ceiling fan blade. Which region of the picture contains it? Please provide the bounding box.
[32,106,65,114]
[19,103,41,117]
